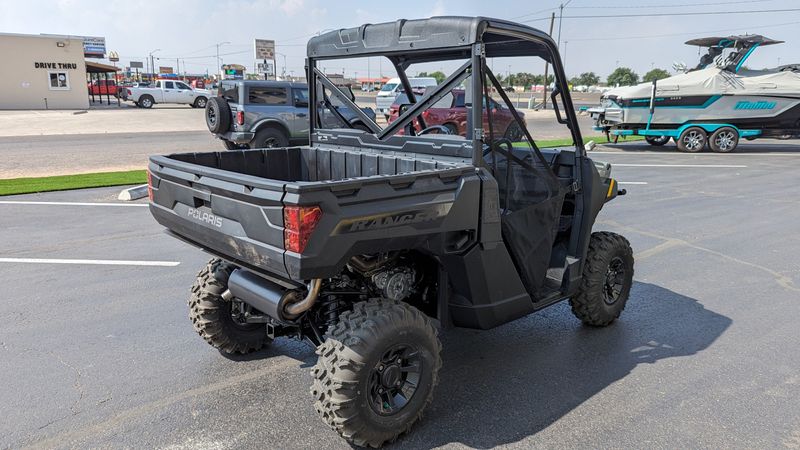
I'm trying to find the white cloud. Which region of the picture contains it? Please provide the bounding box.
[430,0,445,16]
[271,0,305,16]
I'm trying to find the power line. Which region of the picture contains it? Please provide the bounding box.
[568,19,800,42]
[569,0,776,8]
[511,5,559,20]
[520,7,800,21]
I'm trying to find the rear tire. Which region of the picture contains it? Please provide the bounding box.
[676,126,707,152]
[443,122,459,135]
[139,95,154,109]
[311,298,441,448]
[709,127,739,153]
[504,122,523,142]
[252,127,289,148]
[188,259,271,354]
[222,140,247,150]
[569,232,634,326]
[645,135,670,146]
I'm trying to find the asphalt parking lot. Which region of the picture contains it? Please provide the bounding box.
[3,141,800,449]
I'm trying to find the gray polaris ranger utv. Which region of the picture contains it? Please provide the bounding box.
[148,16,633,448]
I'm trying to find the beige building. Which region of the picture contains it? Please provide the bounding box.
[0,33,89,110]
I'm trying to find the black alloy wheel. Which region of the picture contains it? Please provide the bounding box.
[367,344,423,416]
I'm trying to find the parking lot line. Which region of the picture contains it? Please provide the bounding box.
[612,164,747,168]
[0,201,148,207]
[0,258,179,267]
[618,181,648,185]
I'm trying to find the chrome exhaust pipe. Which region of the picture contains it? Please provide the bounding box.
[283,279,322,320]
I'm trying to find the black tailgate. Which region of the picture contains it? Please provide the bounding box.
[148,156,289,278]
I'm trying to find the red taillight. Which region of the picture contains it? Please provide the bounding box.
[146,170,154,201]
[284,205,322,253]
[236,110,244,125]
[127,89,132,96]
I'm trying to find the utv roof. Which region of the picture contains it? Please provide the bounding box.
[307,16,555,64]
[685,35,784,47]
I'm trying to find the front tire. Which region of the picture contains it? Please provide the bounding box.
[188,259,271,354]
[569,232,634,326]
[194,96,208,108]
[645,135,670,146]
[311,299,442,448]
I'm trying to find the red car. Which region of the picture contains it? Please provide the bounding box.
[387,89,523,140]
[87,79,119,96]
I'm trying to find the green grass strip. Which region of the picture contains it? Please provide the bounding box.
[535,135,646,148]
[0,170,147,196]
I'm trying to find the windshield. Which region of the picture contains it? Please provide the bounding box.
[380,83,398,92]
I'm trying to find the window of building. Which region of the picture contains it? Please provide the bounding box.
[248,87,287,105]
[48,71,70,90]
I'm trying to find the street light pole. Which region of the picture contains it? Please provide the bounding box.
[216,41,230,79]
[274,52,288,79]
[148,49,161,81]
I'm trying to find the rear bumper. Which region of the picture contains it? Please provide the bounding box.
[218,131,255,144]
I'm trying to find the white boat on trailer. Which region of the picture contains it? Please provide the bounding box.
[589,35,800,152]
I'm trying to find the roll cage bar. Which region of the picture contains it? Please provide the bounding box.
[305,17,585,166]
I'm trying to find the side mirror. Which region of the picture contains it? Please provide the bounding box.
[584,140,597,152]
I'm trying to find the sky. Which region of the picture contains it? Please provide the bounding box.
[3,0,800,81]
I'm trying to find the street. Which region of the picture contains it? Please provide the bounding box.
[3,143,800,449]
[0,113,597,178]
[0,132,218,178]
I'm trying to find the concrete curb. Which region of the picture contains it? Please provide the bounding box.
[118,184,148,201]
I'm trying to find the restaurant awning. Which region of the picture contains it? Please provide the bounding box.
[85,60,120,73]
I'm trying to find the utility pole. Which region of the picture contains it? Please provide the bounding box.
[542,12,555,110]
[557,0,572,50]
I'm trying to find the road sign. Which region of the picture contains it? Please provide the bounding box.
[130,61,144,69]
[82,36,106,58]
[222,64,246,80]
[254,39,275,60]
[257,60,275,76]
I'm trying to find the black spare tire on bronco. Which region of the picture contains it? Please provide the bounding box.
[206,97,231,134]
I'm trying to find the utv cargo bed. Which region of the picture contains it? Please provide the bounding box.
[149,144,477,282]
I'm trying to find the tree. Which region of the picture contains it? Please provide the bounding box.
[571,72,600,86]
[607,67,639,86]
[643,68,670,83]
[418,71,446,84]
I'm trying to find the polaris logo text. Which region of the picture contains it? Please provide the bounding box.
[734,100,776,110]
[188,208,223,228]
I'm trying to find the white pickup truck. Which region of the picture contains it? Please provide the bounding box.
[126,79,212,109]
